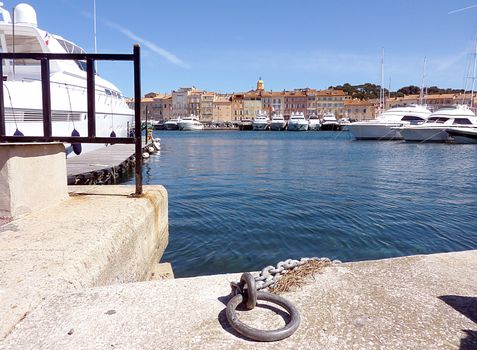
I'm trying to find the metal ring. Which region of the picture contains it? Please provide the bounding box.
[226,291,301,342]
[240,272,257,310]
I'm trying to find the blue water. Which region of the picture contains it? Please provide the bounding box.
[127,130,477,277]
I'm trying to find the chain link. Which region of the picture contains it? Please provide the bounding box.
[254,257,339,290]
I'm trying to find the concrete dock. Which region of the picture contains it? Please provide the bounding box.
[1,250,476,349]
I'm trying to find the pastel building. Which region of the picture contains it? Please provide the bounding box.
[261,92,285,116]
[284,90,307,118]
[316,89,347,117]
[200,92,215,123]
[231,94,245,121]
[344,99,376,121]
[212,95,232,123]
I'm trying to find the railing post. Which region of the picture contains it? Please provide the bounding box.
[0,58,5,136]
[133,44,142,195]
[86,58,96,137]
[41,58,52,137]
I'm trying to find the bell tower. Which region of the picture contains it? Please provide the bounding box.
[256,77,264,91]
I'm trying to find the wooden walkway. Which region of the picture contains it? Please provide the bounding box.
[66,144,143,185]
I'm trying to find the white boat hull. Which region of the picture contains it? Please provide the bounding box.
[308,121,320,131]
[348,123,403,140]
[270,121,286,131]
[287,122,308,131]
[252,122,268,131]
[399,127,450,142]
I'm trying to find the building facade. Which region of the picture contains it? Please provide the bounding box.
[212,95,232,124]
[344,99,376,121]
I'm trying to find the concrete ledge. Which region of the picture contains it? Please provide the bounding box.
[0,185,168,339]
[2,250,476,349]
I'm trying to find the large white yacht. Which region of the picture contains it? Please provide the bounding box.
[177,115,203,131]
[164,117,181,130]
[396,105,477,142]
[446,127,477,144]
[308,114,320,131]
[252,111,269,130]
[1,3,134,156]
[320,112,339,131]
[270,113,286,131]
[287,112,308,131]
[348,105,432,140]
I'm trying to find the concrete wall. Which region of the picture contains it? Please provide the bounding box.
[0,143,68,218]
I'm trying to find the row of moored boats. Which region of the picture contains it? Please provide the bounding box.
[347,104,477,143]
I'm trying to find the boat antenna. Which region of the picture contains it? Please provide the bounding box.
[470,31,477,108]
[12,5,15,79]
[419,56,427,105]
[93,0,98,72]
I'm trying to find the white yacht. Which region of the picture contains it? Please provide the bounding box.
[396,105,477,143]
[1,3,134,157]
[348,105,432,140]
[338,117,351,131]
[446,127,477,144]
[270,113,286,131]
[164,117,181,130]
[320,113,339,131]
[177,115,203,131]
[252,111,269,131]
[287,112,308,131]
[308,114,320,131]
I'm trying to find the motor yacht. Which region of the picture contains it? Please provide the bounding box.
[239,118,253,130]
[164,117,181,130]
[270,113,286,131]
[287,112,308,131]
[308,114,320,131]
[338,117,351,131]
[348,105,432,140]
[178,115,203,131]
[252,111,269,131]
[446,127,477,144]
[396,105,477,142]
[0,3,134,157]
[320,113,339,131]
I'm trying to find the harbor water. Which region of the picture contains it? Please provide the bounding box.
[128,131,477,277]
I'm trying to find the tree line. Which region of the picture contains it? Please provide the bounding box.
[329,83,466,100]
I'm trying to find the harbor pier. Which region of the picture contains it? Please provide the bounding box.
[1,250,476,349]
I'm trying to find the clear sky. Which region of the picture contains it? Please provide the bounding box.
[12,0,477,96]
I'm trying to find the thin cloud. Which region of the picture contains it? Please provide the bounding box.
[448,4,477,14]
[103,19,191,69]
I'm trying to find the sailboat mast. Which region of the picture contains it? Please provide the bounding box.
[470,32,477,108]
[380,48,385,112]
[419,56,427,105]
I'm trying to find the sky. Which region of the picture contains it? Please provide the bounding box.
[10,0,477,96]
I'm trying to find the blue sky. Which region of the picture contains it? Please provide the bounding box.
[14,0,477,96]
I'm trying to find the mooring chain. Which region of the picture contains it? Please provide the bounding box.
[225,257,335,342]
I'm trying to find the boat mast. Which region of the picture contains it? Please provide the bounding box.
[470,32,477,108]
[419,56,427,106]
[380,48,385,112]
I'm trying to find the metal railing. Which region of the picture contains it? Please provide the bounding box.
[0,45,143,195]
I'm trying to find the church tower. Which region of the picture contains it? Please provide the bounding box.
[256,77,264,91]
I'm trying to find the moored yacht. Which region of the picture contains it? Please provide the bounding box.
[446,127,477,144]
[320,113,340,131]
[1,3,134,157]
[239,118,253,130]
[348,105,432,140]
[164,117,181,130]
[178,115,204,131]
[308,114,320,131]
[270,113,286,130]
[396,105,477,142]
[252,111,269,130]
[287,112,308,131]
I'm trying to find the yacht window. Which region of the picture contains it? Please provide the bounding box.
[1,34,42,65]
[427,117,449,123]
[401,115,424,122]
[105,89,112,95]
[453,118,472,125]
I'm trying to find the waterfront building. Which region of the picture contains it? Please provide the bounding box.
[128,93,172,122]
[200,92,215,124]
[284,90,307,119]
[231,94,245,121]
[212,95,232,124]
[261,91,285,116]
[172,87,200,118]
[243,92,262,118]
[386,93,477,111]
[344,99,377,121]
[315,89,346,118]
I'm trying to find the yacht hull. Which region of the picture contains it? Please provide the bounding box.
[348,123,402,140]
[287,122,308,131]
[164,123,179,130]
[320,122,340,131]
[399,127,450,142]
[252,122,268,131]
[446,128,477,144]
[270,121,286,131]
[308,122,320,131]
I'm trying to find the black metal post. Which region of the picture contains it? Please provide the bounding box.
[86,58,96,137]
[41,58,52,137]
[133,44,142,195]
[0,59,5,136]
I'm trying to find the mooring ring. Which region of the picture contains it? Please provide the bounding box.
[226,291,301,342]
[240,272,257,310]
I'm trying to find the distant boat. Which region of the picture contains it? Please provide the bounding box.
[252,111,269,130]
[164,117,181,130]
[338,117,351,131]
[270,113,286,131]
[446,127,477,144]
[348,105,432,140]
[287,112,308,131]
[308,114,321,131]
[239,118,253,130]
[320,113,340,131]
[396,105,477,142]
[178,115,204,131]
